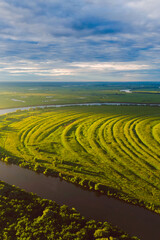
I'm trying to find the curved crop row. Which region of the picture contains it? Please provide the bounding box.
[1,107,160,209]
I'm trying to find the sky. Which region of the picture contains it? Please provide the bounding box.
[0,0,160,82]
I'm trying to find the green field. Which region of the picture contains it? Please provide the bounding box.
[1,105,160,213]
[0,82,160,109]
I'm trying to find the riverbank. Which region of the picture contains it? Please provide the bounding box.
[0,101,160,112]
[0,105,160,239]
[0,160,159,240]
[0,179,139,240]
[1,105,160,213]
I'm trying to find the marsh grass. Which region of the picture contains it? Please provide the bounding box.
[0,105,160,213]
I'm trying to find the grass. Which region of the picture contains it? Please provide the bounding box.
[0,105,160,214]
[0,82,160,109]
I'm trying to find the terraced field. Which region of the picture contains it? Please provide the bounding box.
[1,105,160,211]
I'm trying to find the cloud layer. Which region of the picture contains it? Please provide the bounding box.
[0,0,160,81]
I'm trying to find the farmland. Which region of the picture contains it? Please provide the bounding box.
[1,105,160,213]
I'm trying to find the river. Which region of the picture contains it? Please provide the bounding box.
[0,101,160,115]
[0,104,160,240]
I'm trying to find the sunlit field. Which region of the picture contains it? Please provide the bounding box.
[0,105,160,213]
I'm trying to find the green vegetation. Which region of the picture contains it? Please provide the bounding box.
[0,82,159,240]
[0,180,139,240]
[0,82,160,109]
[0,105,160,214]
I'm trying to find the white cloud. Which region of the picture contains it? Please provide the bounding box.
[0,59,154,79]
[0,0,159,81]
[71,62,151,71]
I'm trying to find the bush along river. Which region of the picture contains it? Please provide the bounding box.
[0,105,160,240]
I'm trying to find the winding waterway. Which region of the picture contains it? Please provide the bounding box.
[0,104,160,240]
[0,101,160,115]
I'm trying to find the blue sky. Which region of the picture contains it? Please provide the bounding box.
[0,0,160,82]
